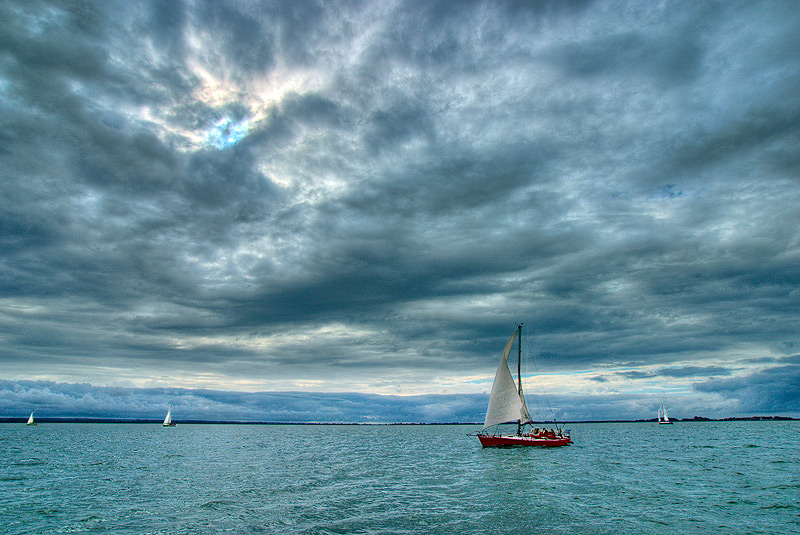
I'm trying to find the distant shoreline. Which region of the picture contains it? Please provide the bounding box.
[1,416,796,424]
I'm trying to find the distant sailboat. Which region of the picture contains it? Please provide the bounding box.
[474,324,571,447]
[162,406,176,427]
[26,411,36,426]
[658,404,673,424]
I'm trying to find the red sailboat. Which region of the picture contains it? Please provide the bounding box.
[474,324,571,448]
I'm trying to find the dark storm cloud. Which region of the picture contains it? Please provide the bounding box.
[195,2,276,74]
[546,27,703,85]
[614,366,734,381]
[0,378,748,423]
[693,356,800,415]
[1,0,799,420]
[658,366,733,378]
[0,380,488,423]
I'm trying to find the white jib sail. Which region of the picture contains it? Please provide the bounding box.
[163,407,172,425]
[483,330,531,429]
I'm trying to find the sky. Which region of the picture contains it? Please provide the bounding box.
[1,0,798,423]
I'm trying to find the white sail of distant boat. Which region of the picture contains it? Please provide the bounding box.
[162,406,176,427]
[658,404,673,424]
[26,411,36,426]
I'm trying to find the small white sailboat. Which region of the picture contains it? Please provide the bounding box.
[26,411,36,426]
[658,404,673,424]
[162,406,176,427]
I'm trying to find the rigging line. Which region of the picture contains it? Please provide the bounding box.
[518,326,542,418]
[524,347,545,419]
[523,327,559,428]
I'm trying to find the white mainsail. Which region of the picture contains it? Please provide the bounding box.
[483,330,531,429]
[26,411,34,425]
[163,406,172,426]
[658,404,670,423]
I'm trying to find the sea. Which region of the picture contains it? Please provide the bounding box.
[1,421,797,534]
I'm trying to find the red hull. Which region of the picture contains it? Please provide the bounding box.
[478,434,572,448]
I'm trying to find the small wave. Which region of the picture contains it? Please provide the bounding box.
[761,483,800,491]
[34,506,60,517]
[200,500,235,510]
[12,458,45,466]
[642,517,671,526]
[760,503,797,510]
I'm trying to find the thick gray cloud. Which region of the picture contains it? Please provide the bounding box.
[693,356,800,415]
[0,380,488,423]
[1,0,798,420]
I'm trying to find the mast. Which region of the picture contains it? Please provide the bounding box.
[517,323,523,436]
[517,323,522,396]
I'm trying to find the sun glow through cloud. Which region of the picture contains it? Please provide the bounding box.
[206,116,251,149]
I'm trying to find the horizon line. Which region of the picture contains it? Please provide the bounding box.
[3,416,797,425]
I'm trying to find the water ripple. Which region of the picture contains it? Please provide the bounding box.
[0,422,798,534]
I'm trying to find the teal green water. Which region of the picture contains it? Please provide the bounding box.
[1,422,797,534]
